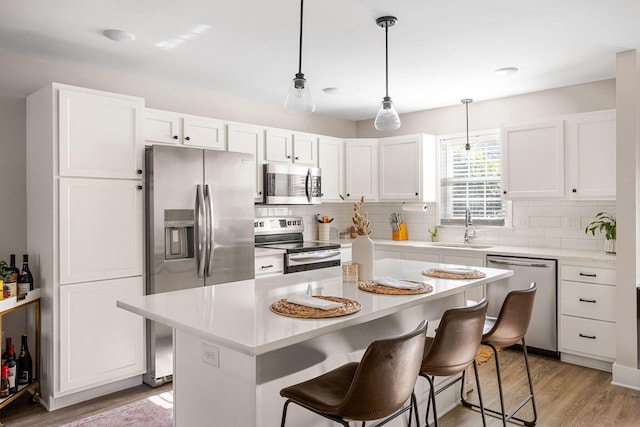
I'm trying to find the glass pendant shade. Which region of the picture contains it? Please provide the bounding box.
[284,72,315,114]
[374,96,401,131]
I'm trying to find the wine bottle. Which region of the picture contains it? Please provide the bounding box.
[1,337,11,367]
[17,254,33,300]
[4,255,19,299]
[3,344,17,394]
[17,335,32,385]
[0,365,9,398]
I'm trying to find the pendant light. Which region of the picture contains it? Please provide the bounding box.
[462,98,473,150]
[284,0,315,114]
[374,16,401,131]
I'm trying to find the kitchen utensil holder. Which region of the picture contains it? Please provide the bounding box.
[318,223,331,241]
[392,222,408,240]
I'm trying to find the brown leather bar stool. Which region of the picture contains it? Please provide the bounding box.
[419,299,488,427]
[279,320,427,427]
[461,282,538,426]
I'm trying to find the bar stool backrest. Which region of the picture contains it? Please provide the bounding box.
[483,282,537,347]
[336,320,427,420]
[422,300,489,377]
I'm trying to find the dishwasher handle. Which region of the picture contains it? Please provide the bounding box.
[487,258,552,268]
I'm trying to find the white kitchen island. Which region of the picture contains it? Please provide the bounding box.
[117,258,513,427]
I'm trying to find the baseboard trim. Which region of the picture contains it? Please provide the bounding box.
[43,376,143,411]
[612,363,640,390]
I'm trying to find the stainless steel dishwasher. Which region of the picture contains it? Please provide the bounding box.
[486,255,558,358]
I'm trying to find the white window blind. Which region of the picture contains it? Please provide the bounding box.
[440,133,506,226]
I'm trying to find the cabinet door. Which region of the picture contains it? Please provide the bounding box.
[292,133,318,166]
[379,136,421,200]
[144,109,180,145]
[345,139,379,201]
[501,120,564,198]
[183,116,226,150]
[59,89,143,179]
[318,137,344,201]
[228,123,265,200]
[565,110,616,199]
[59,178,143,284]
[404,249,439,263]
[265,129,293,163]
[442,254,485,303]
[59,277,144,393]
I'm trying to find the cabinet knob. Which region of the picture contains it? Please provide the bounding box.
[137,185,143,190]
[258,191,262,195]
[346,193,350,197]
[295,156,299,160]
[287,155,291,159]
[173,135,179,140]
[503,191,507,194]
[415,192,418,196]
[137,169,143,174]
[572,188,577,193]
[185,136,191,141]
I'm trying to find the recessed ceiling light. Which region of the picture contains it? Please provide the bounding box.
[495,67,519,75]
[322,87,343,94]
[103,29,136,42]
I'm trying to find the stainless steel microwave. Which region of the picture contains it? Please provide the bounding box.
[262,163,321,204]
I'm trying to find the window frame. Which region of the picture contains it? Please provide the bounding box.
[436,130,509,227]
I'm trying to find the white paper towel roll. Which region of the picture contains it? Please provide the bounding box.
[402,203,428,212]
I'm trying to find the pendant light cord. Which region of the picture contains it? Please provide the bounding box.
[462,98,472,150]
[384,24,389,98]
[297,0,304,74]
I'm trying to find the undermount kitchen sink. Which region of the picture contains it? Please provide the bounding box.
[429,242,494,249]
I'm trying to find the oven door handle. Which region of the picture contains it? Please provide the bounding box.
[289,251,339,261]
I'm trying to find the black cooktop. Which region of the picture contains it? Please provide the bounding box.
[258,241,340,252]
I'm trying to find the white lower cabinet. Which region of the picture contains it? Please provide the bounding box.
[559,263,616,371]
[255,253,284,277]
[59,277,145,393]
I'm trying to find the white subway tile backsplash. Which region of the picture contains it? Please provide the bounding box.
[256,199,615,251]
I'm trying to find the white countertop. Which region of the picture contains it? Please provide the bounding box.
[369,238,616,264]
[118,258,512,357]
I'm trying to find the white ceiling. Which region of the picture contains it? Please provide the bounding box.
[1,0,639,121]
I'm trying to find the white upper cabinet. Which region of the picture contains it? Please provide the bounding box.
[501,120,565,199]
[143,109,226,150]
[292,133,318,166]
[227,123,265,200]
[59,89,143,179]
[379,134,436,201]
[144,108,180,145]
[318,136,344,202]
[182,115,226,150]
[565,110,616,199]
[345,138,379,201]
[265,129,318,166]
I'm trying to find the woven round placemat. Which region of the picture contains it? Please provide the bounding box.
[358,280,433,295]
[421,269,486,280]
[270,296,361,318]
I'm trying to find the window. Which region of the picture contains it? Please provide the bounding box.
[439,132,506,226]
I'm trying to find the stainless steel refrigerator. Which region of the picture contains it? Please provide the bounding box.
[144,145,255,386]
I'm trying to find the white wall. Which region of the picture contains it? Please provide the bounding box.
[356,79,616,137]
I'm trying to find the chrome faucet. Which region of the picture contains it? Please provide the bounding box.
[464,207,476,243]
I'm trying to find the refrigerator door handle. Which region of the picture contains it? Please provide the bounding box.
[195,184,206,278]
[305,168,312,204]
[205,184,214,277]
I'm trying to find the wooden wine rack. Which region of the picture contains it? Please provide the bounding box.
[0,289,40,425]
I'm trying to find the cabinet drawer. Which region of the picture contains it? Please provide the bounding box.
[562,265,616,285]
[561,281,616,322]
[255,255,284,276]
[560,315,615,359]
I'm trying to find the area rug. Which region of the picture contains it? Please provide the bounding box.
[476,345,501,365]
[59,391,173,427]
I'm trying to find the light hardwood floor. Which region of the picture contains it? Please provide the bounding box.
[0,349,639,426]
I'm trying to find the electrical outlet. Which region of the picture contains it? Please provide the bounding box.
[566,215,581,229]
[201,343,220,368]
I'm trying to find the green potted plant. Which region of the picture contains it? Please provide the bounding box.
[584,212,616,254]
[428,227,439,242]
